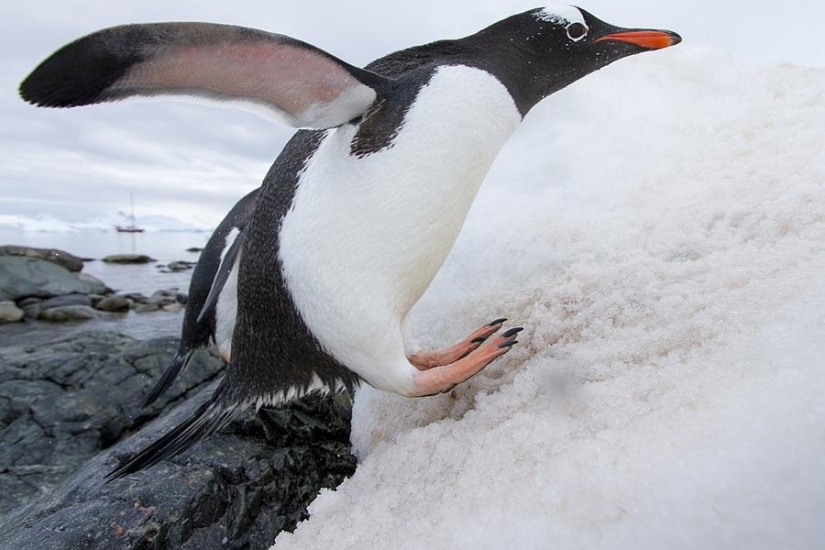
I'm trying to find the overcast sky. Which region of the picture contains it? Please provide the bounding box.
[2,1,824,228]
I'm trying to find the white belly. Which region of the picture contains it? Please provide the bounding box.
[215,227,241,360]
[278,65,520,383]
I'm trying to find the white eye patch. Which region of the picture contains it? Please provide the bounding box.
[533,5,587,26]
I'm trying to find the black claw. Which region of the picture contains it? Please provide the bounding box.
[470,337,486,344]
[498,339,518,349]
[488,318,507,326]
[502,327,524,338]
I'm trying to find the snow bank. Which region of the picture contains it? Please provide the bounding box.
[274,46,825,549]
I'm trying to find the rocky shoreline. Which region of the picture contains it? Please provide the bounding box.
[0,246,193,323]
[0,331,356,549]
[0,245,357,548]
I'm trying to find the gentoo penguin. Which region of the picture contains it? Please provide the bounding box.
[20,6,681,479]
[142,188,259,407]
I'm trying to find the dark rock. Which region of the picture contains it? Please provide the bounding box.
[0,332,224,514]
[144,290,181,311]
[176,293,188,305]
[21,304,43,319]
[22,294,92,320]
[122,292,149,304]
[134,303,162,313]
[0,301,24,323]
[0,332,356,549]
[40,293,92,309]
[0,245,87,273]
[102,254,156,264]
[16,297,43,308]
[39,305,101,322]
[0,257,110,301]
[150,289,179,303]
[94,295,131,312]
[166,261,196,272]
[185,247,203,253]
[77,272,111,293]
[21,304,42,319]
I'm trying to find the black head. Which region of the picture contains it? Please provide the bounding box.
[468,5,681,115]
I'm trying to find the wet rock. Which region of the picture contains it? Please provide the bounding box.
[150,289,179,304]
[0,301,24,322]
[0,245,87,273]
[138,289,183,312]
[0,256,110,301]
[166,261,196,272]
[22,294,92,319]
[130,290,190,314]
[102,254,156,264]
[77,272,110,291]
[19,298,44,319]
[0,332,225,515]
[122,292,149,304]
[16,297,43,308]
[39,305,101,322]
[94,295,131,312]
[40,293,92,309]
[0,332,356,549]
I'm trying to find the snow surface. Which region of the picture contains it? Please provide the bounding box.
[274,46,825,549]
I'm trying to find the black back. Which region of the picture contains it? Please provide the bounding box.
[142,188,259,407]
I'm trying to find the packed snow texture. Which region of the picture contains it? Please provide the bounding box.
[274,46,825,549]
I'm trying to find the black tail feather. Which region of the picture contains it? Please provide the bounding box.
[197,228,244,324]
[106,384,237,482]
[141,349,194,408]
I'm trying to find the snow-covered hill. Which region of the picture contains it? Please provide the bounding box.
[274,46,825,549]
[0,213,212,232]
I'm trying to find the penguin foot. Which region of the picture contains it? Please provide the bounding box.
[409,330,521,397]
[408,318,510,370]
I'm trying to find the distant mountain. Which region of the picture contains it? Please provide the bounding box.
[0,213,213,233]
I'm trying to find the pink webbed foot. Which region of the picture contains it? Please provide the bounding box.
[410,326,523,397]
[408,318,509,370]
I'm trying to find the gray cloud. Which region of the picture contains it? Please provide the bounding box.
[2,0,823,227]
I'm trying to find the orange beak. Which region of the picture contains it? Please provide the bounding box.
[595,30,681,50]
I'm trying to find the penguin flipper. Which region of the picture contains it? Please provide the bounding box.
[20,23,390,129]
[107,379,237,481]
[141,349,194,408]
[197,226,244,324]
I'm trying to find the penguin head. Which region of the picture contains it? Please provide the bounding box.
[474,5,681,114]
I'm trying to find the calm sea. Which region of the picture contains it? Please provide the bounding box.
[0,228,212,347]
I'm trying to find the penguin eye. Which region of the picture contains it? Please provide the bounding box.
[566,22,588,42]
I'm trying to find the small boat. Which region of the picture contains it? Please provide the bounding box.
[116,226,145,233]
[116,193,145,233]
